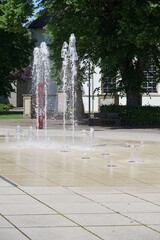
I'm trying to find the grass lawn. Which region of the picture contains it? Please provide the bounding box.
[0,113,23,119]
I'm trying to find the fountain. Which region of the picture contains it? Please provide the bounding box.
[0,34,91,151]
[16,125,21,147]
[60,33,79,149]
[0,34,102,155]
[60,34,79,145]
[61,41,69,152]
[5,129,9,142]
[107,159,116,167]
[68,34,78,145]
[0,34,83,151]
[40,42,50,143]
[81,130,90,159]
[128,144,140,162]
[32,42,50,135]
[32,34,79,148]
[89,128,94,147]
[32,46,43,133]
[102,145,109,156]
[28,126,33,143]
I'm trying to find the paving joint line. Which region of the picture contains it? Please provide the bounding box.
[117,188,160,208]
[16,186,104,240]
[0,213,31,240]
[0,175,17,187]
[65,187,160,234]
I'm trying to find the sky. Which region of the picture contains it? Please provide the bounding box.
[27,0,42,23]
[33,0,42,14]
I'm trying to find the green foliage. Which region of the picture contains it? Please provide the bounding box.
[40,0,160,106]
[100,104,160,127]
[0,0,34,97]
[0,30,34,96]
[0,0,33,32]
[0,103,13,112]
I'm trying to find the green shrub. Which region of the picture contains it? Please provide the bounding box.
[100,104,160,127]
[0,103,13,112]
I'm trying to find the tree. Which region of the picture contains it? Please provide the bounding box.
[0,0,34,97]
[40,0,160,106]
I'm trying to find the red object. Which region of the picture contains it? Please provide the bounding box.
[37,82,43,129]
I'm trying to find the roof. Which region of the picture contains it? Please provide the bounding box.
[29,13,50,29]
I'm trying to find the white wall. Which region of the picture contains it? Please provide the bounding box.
[119,94,160,106]
[8,84,17,107]
[119,83,160,106]
[83,67,160,110]
[142,95,160,106]
[82,66,101,113]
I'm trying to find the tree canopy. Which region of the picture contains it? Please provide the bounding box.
[0,0,34,97]
[40,0,160,106]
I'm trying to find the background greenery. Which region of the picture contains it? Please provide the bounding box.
[0,103,13,112]
[0,104,23,119]
[0,0,34,97]
[100,104,160,127]
[40,0,160,106]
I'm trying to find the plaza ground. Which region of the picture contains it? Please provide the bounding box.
[0,119,160,240]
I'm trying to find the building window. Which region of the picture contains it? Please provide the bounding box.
[103,77,116,94]
[143,65,157,93]
[102,65,157,94]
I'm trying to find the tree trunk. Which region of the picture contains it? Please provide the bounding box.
[126,90,142,106]
[75,85,85,120]
[119,59,144,107]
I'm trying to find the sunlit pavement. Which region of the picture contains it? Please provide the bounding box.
[0,120,160,240]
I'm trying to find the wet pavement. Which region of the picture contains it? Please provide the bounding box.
[0,120,160,239]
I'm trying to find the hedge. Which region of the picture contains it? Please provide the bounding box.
[100,104,160,127]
